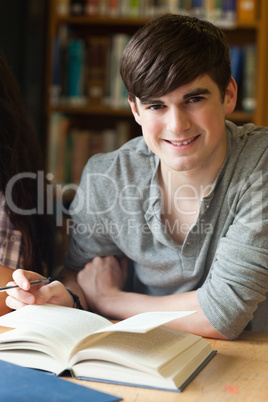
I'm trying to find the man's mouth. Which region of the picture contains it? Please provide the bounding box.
[165,135,200,146]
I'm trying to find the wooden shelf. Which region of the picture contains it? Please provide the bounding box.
[55,15,150,26]
[49,104,131,116]
[55,15,260,30]
[229,110,254,123]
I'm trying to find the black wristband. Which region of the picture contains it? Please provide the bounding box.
[67,289,84,310]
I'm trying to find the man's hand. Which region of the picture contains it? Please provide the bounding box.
[5,269,74,310]
[77,256,128,315]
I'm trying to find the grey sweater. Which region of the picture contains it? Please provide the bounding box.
[65,121,268,339]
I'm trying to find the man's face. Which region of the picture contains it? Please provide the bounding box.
[129,74,237,177]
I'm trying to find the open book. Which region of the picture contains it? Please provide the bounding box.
[0,305,215,392]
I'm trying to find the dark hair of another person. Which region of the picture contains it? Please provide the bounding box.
[120,14,231,103]
[0,51,54,275]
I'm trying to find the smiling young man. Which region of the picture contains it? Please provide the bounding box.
[129,74,236,245]
[6,14,268,340]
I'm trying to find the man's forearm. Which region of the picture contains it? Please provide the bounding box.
[99,289,227,339]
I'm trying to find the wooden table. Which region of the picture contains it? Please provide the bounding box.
[66,331,268,401]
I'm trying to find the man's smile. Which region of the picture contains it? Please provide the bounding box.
[164,135,200,147]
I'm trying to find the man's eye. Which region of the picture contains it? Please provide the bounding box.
[187,96,204,103]
[147,104,164,111]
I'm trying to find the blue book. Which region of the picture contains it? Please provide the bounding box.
[191,0,204,18]
[0,359,121,402]
[67,39,86,104]
[223,0,236,23]
[230,45,243,86]
[51,36,61,104]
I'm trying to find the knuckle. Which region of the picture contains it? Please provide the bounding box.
[77,270,84,283]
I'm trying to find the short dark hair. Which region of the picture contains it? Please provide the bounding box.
[120,14,231,102]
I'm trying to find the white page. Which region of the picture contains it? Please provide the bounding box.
[70,325,199,372]
[0,304,111,357]
[0,306,196,357]
[97,311,196,334]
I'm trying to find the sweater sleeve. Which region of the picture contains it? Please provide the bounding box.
[198,150,268,339]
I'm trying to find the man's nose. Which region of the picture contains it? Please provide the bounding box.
[166,107,191,134]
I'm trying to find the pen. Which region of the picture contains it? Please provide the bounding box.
[0,276,65,292]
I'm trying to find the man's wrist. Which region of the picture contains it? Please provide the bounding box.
[97,290,127,319]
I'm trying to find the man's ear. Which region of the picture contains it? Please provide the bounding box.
[225,77,238,115]
[128,97,142,126]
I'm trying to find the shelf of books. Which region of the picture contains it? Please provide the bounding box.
[46,0,268,188]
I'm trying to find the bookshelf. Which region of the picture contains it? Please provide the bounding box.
[45,0,268,187]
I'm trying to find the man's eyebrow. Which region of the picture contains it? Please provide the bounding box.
[139,88,212,105]
[183,88,211,99]
[139,99,164,105]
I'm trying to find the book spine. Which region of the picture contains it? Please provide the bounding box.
[108,0,119,16]
[103,36,112,107]
[115,121,131,148]
[166,0,180,13]
[99,0,109,15]
[64,129,74,184]
[108,34,130,108]
[47,113,71,184]
[191,0,205,18]
[131,0,140,17]
[66,39,87,104]
[51,37,61,105]
[222,0,237,23]
[87,36,108,104]
[70,0,85,15]
[90,131,104,155]
[47,113,61,181]
[56,116,71,184]
[102,129,117,153]
[58,25,69,104]
[56,0,70,15]
[230,45,243,85]
[213,0,224,21]
[204,0,223,22]
[84,0,99,16]
[237,0,257,22]
[71,129,91,184]
[241,44,256,113]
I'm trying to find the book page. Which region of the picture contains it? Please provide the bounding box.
[70,325,201,373]
[0,345,65,374]
[0,304,111,360]
[96,311,196,334]
[70,311,196,357]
